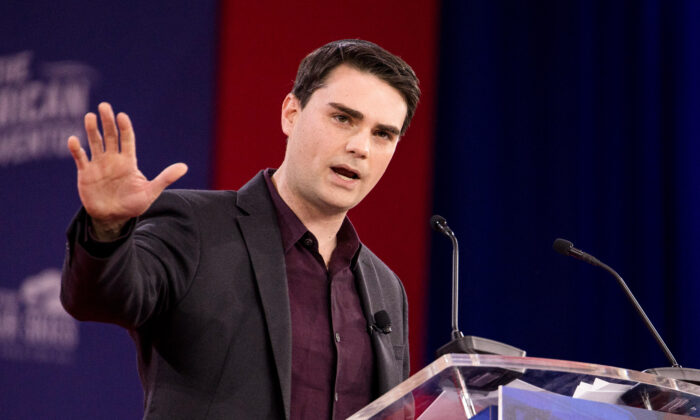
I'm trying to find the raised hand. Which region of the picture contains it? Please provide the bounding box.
[67,102,188,240]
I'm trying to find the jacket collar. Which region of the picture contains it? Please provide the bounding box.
[235,171,292,418]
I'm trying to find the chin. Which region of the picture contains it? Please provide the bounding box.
[319,195,362,214]
[323,201,358,214]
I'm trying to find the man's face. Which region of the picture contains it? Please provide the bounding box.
[278,64,407,215]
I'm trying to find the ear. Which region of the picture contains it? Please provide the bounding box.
[281,93,300,136]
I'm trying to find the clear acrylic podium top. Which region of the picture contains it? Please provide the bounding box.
[349,354,700,419]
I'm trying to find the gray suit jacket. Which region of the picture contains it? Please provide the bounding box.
[61,171,409,419]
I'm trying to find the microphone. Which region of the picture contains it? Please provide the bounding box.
[552,238,601,266]
[430,215,461,339]
[430,215,453,236]
[431,215,525,359]
[552,237,679,367]
[372,310,392,334]
[553,238,700,387]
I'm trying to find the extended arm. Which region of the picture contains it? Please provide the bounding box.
[61,103,195,328]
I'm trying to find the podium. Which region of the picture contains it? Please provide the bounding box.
[349,354,700,419]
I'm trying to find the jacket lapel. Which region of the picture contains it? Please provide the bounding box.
[235,172,292,419]
[354,249,399,394]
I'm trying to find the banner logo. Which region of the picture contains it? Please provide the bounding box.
[0,268,79,364]
[0,51,97,166]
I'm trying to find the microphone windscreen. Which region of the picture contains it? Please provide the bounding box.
[374,310,391,329]
[430,215,447,232]
[553,238,574,256]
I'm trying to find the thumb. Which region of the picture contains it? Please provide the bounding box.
[150,163,189,196]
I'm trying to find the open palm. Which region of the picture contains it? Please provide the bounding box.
[67,102,187,236]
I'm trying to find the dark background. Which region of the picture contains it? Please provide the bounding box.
[428,0,700,373]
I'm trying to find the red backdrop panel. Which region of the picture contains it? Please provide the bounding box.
[213,0,437,372]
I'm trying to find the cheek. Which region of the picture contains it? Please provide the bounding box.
[369,149,396,181]
[294,119,326,149]
[378,144,398,167]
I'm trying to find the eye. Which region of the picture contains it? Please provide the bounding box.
[333,114,350,124]
[374,130,394,141]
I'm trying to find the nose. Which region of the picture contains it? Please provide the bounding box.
[346,131,370,158]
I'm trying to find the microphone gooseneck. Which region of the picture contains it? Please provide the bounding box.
[430,215,462,340]
[552,238,680,368]
[431,215,525,373]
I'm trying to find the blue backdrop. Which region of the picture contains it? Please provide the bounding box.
[0,1,216,417]
[428,0,700,372]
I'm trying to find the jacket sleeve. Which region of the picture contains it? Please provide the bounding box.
[60,191,201,329]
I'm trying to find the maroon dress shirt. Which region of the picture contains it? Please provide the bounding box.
[264,169,375,420]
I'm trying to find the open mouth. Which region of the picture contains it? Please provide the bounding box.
[331,166,360,180]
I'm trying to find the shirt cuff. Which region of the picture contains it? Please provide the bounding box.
[81,215,136,258]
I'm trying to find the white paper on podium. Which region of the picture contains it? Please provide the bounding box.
[572,378,634,404]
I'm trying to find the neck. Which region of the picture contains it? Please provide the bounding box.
[271,169,346,264]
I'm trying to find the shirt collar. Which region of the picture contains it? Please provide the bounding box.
[264,168,308,253]
[263,168,361,264]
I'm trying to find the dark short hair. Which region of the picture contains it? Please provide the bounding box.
[292,39,420,135]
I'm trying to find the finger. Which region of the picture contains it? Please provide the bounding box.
[67,136,88,170]
[116,112,136,157]
[84,112,104,157]
[149,163,189,196]
[98,102,119,153]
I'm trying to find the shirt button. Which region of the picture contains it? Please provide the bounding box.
[303,238,313,247]
[335,332,341,343]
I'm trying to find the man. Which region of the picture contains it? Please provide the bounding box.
[61,39,420,419]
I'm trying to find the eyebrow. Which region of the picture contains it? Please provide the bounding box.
[376,123,400,136]
[329,102,364,120]
[328,102,401,136]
